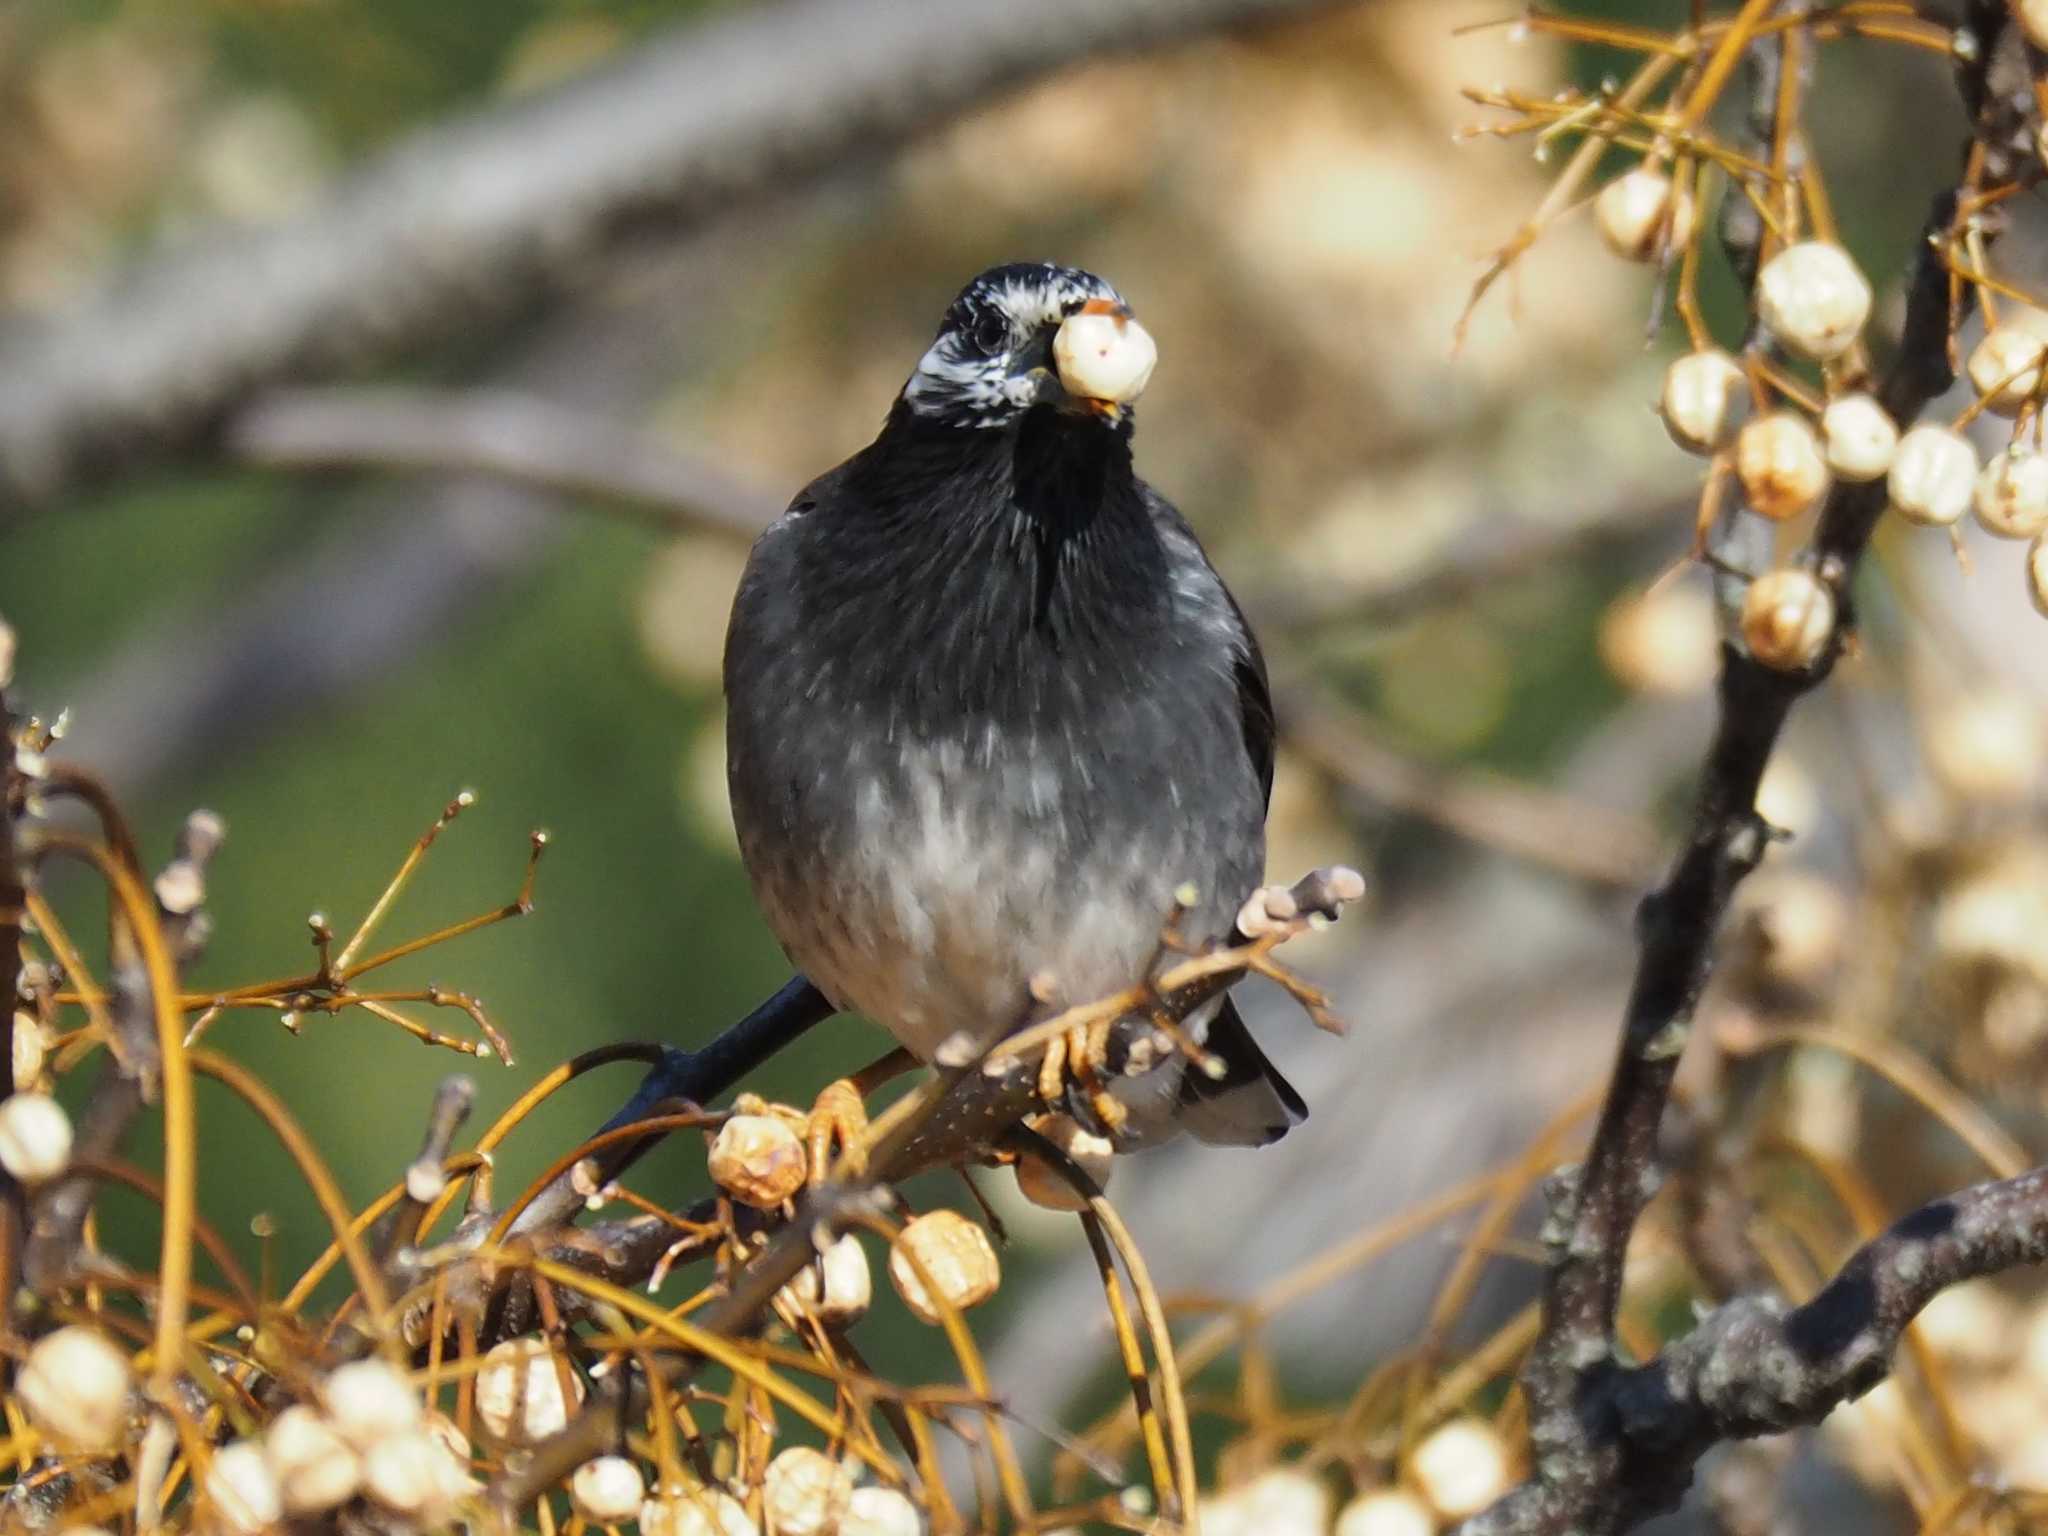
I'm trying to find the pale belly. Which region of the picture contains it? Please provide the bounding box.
[736,732,1256,1062]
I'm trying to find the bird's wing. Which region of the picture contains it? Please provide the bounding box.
[1140,484,1276,807]
[1176,996,1308,1146]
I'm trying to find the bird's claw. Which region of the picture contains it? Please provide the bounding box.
[805,1078,869,1181]
[1038,1020,1126,1141]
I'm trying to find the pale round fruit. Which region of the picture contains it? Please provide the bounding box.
[18,1325,133,1453]
[1735,411,1829,521]
[1888,425,1979,527]
[571,1457,648,1525]
[708,1114,808,1208]
[1014,1112,1115,1211]
[1974,448,2048,539]
[1820,393,1897,482]
[1596,167,1694,261]
[1756,241,1871,360]
[1411,1417,1513,1520]
[0,1091,72,1184]
[474,1337,584,1445]
[888,1210,1000,1325]
[1659,349,1748,455]
[1967,322,2048,415]
[1740,569,1835,672]
[1053,311,1157,406]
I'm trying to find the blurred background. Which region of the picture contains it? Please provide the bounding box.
[4,0,2043,1529]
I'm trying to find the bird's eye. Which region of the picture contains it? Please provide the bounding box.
[968,312,1010,356]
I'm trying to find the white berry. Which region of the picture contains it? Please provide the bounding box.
[1659,350,1748,455]
[1335,1488,1437,1536]
[1975,448,2048,539]
[1411,1417,1513,1520]
[265,1405,361,1515]
[18,1325,133,1453]
[1757,241,1871,360]
[1053,311,1157,406]
[475,1336,584,1445]
[322,1358,422,1449]
[779,1233,872,1327]
[1735,411,1829,521]
[572,1457,649,1525]
[641,1486,759,1536]
[763,1446,853,1536]
[0,1091,72,1184]
[843,1486,922,1536]
[1740,569,1835,672]
[708,1114,807,1208]
[205,1441,283,1535]
[1888,425,1979,527]
[1595,167,1694,261]
[1820,393,1897,482]
[1968,321,2048,415]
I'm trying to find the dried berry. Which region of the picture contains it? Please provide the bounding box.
[1735,412,1829,521]
[642,1485,759,1536]
[1740,569,1835,672]
[323,1358,422,1449]
[888,1210,1001,1325]
[842,1486,922,1536]
[709,1113,808,1208]
[1975,448,2048,539]
[1334,1489,1436,1536]
[205,1441,283,1535]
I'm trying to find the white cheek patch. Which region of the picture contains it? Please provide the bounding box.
[904,338,1041,426]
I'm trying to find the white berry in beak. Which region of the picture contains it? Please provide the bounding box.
[1054,304,1156,409]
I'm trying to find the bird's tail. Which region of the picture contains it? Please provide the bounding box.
[1176,996,1308,1147]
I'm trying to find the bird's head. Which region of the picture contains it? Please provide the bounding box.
[901,263,1158,431]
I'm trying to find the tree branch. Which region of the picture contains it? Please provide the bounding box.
[1462,13,2008,1531]
[0,0,1344,513]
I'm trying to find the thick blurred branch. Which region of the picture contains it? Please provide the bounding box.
[0,0,1345,512]
[230,388,781,539]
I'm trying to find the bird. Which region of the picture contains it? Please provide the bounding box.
[723,261,1306,1152]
